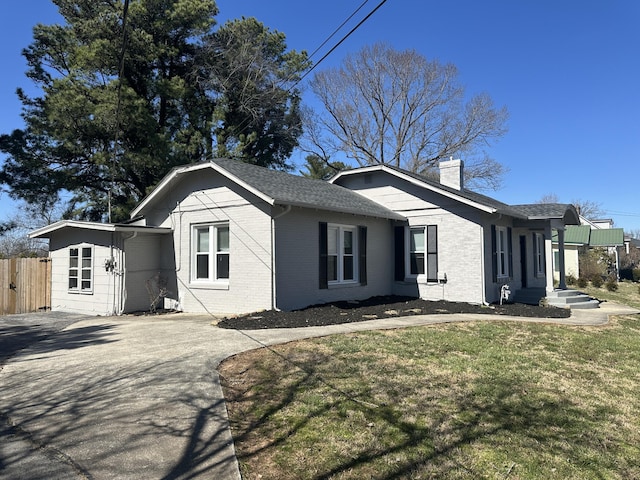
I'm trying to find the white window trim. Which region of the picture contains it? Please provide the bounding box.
[68,244,94,294]
[496,226,510,278]
[327,224,358,285]
[406,226,425,278]
[191,223,230,285]
[405,225,438,282]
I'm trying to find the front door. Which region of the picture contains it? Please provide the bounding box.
[519,235,527,288]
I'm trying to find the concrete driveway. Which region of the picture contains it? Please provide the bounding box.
[1,302,638,479]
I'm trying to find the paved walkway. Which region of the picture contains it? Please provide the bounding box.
[1,302,637,479]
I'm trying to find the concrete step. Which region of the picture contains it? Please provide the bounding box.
[513,288,600,309]
[546,289,600,309]
[547,289,583,298]
[563,299,601,309]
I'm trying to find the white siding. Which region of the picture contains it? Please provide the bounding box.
[274,208,393,311]
[122,233,166,313]
[553,245,580,281]
[48,230,121,316]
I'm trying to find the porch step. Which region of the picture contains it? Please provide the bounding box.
[511,288,600,309]
[545,289,600,309]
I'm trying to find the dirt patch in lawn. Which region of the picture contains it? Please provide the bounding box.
[218,296,571,330]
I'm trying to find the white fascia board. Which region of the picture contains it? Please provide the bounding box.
[29,220,112,238]
[330,164,496,214]
[29,220,172,239]
[130,163,212,218]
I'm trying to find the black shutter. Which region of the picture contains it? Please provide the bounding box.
[541,233,546,275]
[426,225,438,282]
[507,227,513,278]
[319,222,328,289]
[394,226,405,281]
[491,225,497,283]
[358,226,367,286]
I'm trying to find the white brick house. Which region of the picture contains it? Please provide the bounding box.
[30,158,579,316]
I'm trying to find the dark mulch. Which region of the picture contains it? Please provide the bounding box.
[218,295,571,330]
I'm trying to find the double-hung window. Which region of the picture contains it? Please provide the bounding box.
[327,225,356,283]
[320,223,367,288]
[491,225,512,280]
[69,245,93,293]
[193,223,229,282]
[408,226,438,281]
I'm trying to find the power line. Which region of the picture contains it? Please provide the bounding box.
[306,0,371,62]
[293,0,389,88]
[214,0,389,157]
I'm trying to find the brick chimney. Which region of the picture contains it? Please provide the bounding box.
[439,158,464,190]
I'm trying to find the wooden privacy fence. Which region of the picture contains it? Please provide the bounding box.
[0,257,51,315]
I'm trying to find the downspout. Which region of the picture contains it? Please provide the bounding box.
[109,232,116,315]
[271,205,292,310]
[481,224,488,305]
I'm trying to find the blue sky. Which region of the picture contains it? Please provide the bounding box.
[1,0,639,232]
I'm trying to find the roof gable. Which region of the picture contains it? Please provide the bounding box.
[330,164,579,222]
[131,159,404,221]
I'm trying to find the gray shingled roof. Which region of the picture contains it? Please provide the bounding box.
[510,203,578,220]
[358,164,534,217]
[211,159,404,220]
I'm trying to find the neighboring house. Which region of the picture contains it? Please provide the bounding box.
[552,218,624,280]
[30,158,580,316]
[624,235,640,255]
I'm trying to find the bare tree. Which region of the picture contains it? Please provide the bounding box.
[627,229,640,239]
[536,194,605,221]
[0,199,62,258]
[308,43,509,189]
[537,193,560,204]
[571,199,605,220]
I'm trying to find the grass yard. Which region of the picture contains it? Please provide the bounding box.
[581,280,640,310]
[220,289,640,479]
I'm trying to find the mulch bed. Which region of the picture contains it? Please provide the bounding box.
[217,295,571,330]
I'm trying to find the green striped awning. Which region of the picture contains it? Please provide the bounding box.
[552,226,624,247]
[589,228,624,246]
[552,225,591,245]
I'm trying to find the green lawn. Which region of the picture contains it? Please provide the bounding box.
[580,279,640,309]
[220,289,640,479]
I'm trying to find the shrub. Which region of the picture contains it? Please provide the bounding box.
[577,277,588,288]
[591,275,603,288]
[566,275,577,285]
[634,269,640,283]
[606,279,618,292]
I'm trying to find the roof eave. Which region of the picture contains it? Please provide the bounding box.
[274,200,405,221]
[29,220,172,239]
